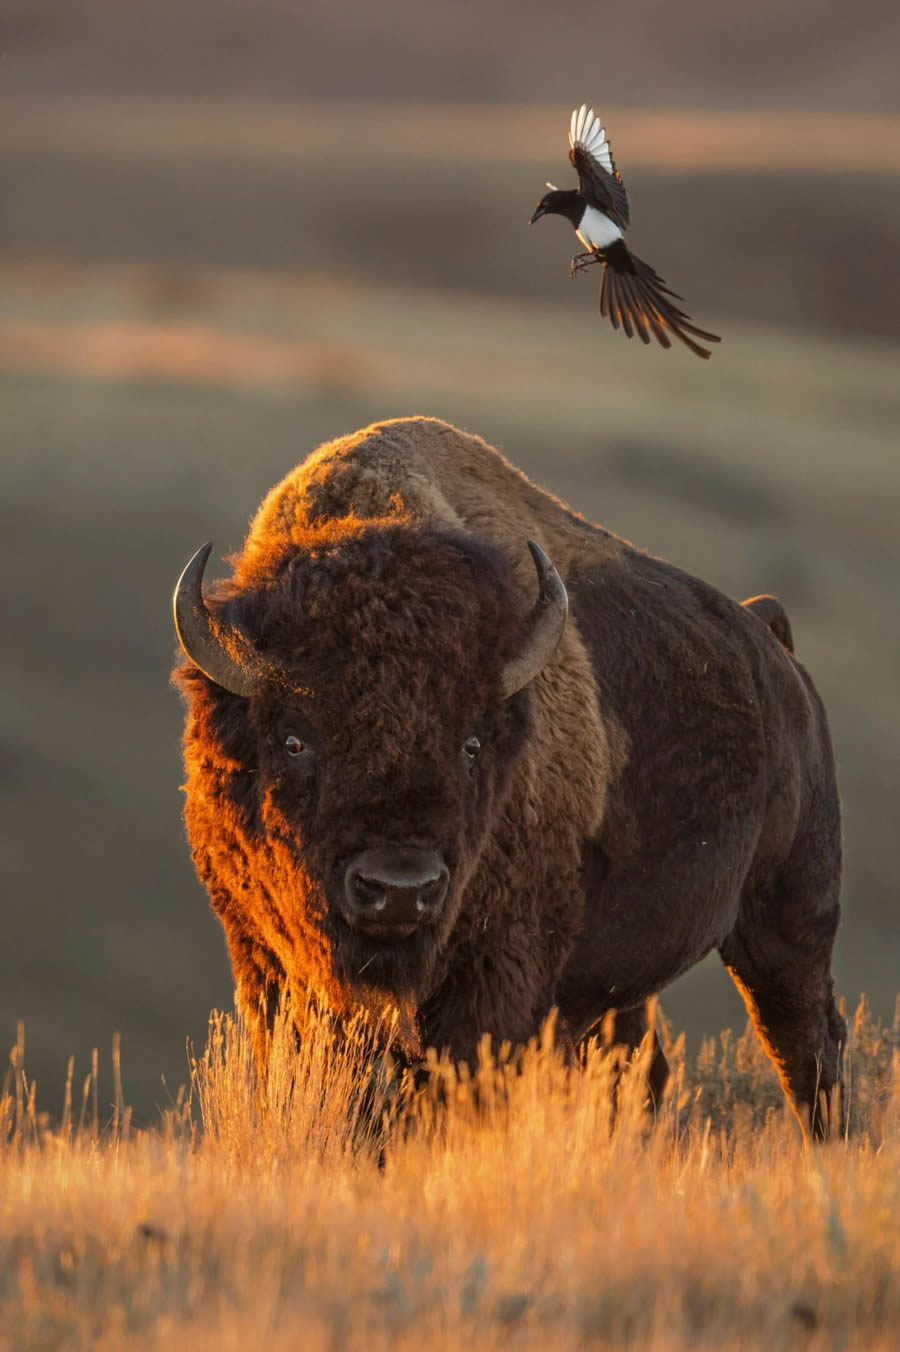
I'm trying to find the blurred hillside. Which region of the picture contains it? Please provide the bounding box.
[3,0,900,111]
[1,2,898,1118]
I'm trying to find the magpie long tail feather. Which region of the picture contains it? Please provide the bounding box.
[600,242,720,359]
[644,302,672,350]
[614,271,653,346]
[606,271,626,338]
[599,268,612,323]
[615,269,664,348]
[631,260,720,358]
[609,272,629,336]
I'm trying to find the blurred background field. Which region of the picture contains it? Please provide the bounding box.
[2,0,899,1120]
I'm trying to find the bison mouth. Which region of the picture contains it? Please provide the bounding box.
[355,921,419,942]
[332,912,442,996]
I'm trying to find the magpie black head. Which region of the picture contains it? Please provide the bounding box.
[529,188,580,226]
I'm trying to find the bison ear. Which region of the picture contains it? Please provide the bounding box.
[500,541,568,698]
[173,543,261,698]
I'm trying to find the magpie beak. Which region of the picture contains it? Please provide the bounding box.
[529,204,547,225]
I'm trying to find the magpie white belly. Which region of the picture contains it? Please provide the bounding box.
[576,206,623,252]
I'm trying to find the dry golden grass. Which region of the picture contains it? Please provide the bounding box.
[2,998,899,1351]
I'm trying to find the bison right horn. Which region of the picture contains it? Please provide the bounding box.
[500,541,568,698]
[173,542,262,698]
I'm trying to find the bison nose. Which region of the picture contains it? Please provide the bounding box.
[343,846,449,935]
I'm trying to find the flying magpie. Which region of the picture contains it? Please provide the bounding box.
[530,105,721,359]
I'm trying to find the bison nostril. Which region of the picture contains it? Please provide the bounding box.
[417,872,449,914]
[353,873,387,911]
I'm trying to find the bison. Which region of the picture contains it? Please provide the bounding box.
[173,416,844,1136]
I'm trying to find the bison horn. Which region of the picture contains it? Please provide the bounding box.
[500,541,568,698]
[173,543,260,698]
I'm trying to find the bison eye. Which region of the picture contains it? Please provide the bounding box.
[464,736,481,759]
[285,735,305,757]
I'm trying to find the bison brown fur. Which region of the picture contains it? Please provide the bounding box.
[173,416,844,1137]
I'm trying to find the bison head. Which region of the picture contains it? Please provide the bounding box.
[173,522,566,1015]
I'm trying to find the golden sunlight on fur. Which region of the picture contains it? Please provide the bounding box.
[2,998,899,1350]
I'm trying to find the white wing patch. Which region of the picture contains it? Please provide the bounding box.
[569,103,614,175]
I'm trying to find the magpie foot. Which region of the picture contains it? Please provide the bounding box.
[570,251,601,278]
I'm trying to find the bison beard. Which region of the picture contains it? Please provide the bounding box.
[173,416,845,1139]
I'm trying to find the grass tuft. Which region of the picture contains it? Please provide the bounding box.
[2,996,899,1350]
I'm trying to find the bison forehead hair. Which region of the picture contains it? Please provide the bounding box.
[175,520,539,1006]
[242,520,528,715]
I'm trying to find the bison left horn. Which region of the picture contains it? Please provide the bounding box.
[500,541,568,698]
[173,542,262,698]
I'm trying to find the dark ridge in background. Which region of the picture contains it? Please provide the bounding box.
[3,0,899,112]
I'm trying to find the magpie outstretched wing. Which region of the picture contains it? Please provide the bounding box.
[568,105,630,231]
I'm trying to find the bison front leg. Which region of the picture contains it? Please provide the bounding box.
[596,1004,670,1112]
